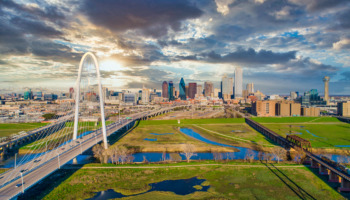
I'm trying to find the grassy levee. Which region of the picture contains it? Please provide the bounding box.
[0,123,48,137]
[35,161,345,200]
[251,117,350,151]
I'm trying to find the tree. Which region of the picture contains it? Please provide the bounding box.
[169,153,182,162]
[92,144,105,164]
[245,149,255,163]
[182,144,196,163]
[272,147,287,163]
[42,113,56,120]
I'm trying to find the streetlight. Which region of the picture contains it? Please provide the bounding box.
[56,149,61,169]
[20,172,24,193]
[94,132,97,145]
[14,153,17,169]
[77,140,83,154]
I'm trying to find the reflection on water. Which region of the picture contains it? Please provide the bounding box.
[87,177,209,200]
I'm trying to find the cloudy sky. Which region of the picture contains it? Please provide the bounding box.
[0,0,349,95]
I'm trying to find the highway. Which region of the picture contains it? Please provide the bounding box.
[0,114,74,149]
[0,107,175,200]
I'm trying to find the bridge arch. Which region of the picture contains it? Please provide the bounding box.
[73,52,108,149]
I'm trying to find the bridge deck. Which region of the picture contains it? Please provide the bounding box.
[0,107,175,200]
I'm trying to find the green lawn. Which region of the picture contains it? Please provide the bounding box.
[252,117,341,123]
[0,123,48,137]
[39,162,344,200]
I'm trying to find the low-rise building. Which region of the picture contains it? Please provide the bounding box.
[337,101,350,117]
[301,107,320,116]
[252,100,276,117]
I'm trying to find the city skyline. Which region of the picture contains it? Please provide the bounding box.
[0,0,349,95]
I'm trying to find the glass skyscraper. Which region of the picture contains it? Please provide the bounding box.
[168,81,174,101]
[179,78,186,100]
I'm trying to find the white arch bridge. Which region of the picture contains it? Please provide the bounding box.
[0,53,182,200]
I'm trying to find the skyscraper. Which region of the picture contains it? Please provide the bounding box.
[246,83,254,93]
[222,74,233,100]
[168,81,174,100]
[179,78,186,100]
[234,67,243,98]
[142,86,150,104]
[197,85,202,97]
[204,82,214,97]
[188,83,197,99]
[69,87,74,98]
[323,76,330,104]
[162,81,168,99]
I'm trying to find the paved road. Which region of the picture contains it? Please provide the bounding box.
[0,107,175,200]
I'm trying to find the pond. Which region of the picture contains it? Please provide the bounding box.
[179,128,262,160]
[87,176,209,200]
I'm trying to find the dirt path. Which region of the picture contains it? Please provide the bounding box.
[63,163,305,169]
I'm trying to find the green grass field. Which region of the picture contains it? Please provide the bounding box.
[115,123,236,152]
[193,124,276,147]
[252,117,350,149]
[0,123,48,137]
[40,162,344,200]
[116,119,274,152]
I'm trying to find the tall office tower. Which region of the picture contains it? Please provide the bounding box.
[222,74,233,100]
[246,83,254,93]
[188,83,197,99]
[142,86,150,104]
[290,91,297,100]
[179,78,186,100]
[168,81,174,100]
[162,81,168,99]
[69,87,74,98]
[204,81,214,97]
[214,88,220,97]
[102,87,109,102]
[323,76,330,104]
[197,85,203,96]
[234,67,243,98]
[185,86,189,97]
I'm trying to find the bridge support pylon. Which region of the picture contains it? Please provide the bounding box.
[73,52,108,149]
[340,178,350,192]
[329,171,340,183]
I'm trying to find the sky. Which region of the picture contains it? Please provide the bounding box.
[0,0,349,95]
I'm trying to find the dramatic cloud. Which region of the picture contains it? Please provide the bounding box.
[0,0,349,94]
[333,38,350,50]
[81,0,203,37]
[201,48,297,64]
